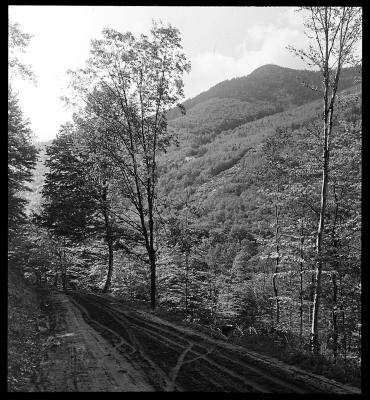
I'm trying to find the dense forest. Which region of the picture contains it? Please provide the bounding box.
[9,8,361,389]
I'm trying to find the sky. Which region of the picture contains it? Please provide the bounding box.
[9,6,312,142]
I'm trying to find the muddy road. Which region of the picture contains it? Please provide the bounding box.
[34,290,361,393]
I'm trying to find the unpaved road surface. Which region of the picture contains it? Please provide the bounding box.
[34,290,361,393]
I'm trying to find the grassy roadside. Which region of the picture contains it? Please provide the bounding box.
[7,271,48,392]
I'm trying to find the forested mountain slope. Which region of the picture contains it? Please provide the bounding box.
[26,64,359,216]
[159,65,359,205]
[160,82,360,212]
[22,63,361,386]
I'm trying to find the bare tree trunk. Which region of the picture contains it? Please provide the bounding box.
[53,273,58,288]
[96,180,114,294]
[310,128,330,353]
[272,189,281,324]
[185,251,189,313]
[311,95,337,353]
[149,248,156,310]
[342,307,347,369]
[289,293,293,331]
[299,270,304,345]
[338,274,348,368]
[62,265,67,291]
[331,184,340,363]
[299,205,305,346]
[310,22,331,352]
[103,238,114,293]
[147,175,157,311]
[59,240,67,291]
[184,201,190,314]
[331,273,338,363]
[62,250,67,291]
[128,256,134,300]
[358,327,361,358]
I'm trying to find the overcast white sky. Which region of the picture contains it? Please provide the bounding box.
[10,6,312,142]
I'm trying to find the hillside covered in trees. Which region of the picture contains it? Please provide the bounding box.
[23,63,361,383]
[9,7,361,391]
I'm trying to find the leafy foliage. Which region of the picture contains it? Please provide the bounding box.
[8,88,38,234]
[37,125,98,243]
[21,50,361,385]
[8,21,36,83]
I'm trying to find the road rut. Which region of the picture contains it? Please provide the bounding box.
[58,291,360,393]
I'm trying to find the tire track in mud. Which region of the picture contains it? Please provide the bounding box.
[165,343,193,391]
[91,296,360,394]
[93,295,316,392]
[91,309,270,392]
[70,293,257,391]
[68,293,180,391]
[68,292,314,392]
[70,294,257,391]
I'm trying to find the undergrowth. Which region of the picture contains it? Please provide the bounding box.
[8,272,46,392]
[232,334,361,388]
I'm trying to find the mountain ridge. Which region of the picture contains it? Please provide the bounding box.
[28,65,361,216]
[167,64,360,120]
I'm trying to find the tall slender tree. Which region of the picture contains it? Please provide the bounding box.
[8,89,37,236]
[288,6,362,353]
[261,129,291,325]
[8,21,37,241]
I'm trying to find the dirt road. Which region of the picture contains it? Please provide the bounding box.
[33,290,361,393]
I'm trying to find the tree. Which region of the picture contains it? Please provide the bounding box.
[324,95,361,363]
[8,88,37,239]
[288,6,362,353]
[37,124,100,289]
[8,21,36,83]
[38,122,138,293]
[39,124,98,242]
[67,21,191,309]
[73,128,128,293]
[165,198,206,313]
[8,22,37,240]
[260,129,292,325]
